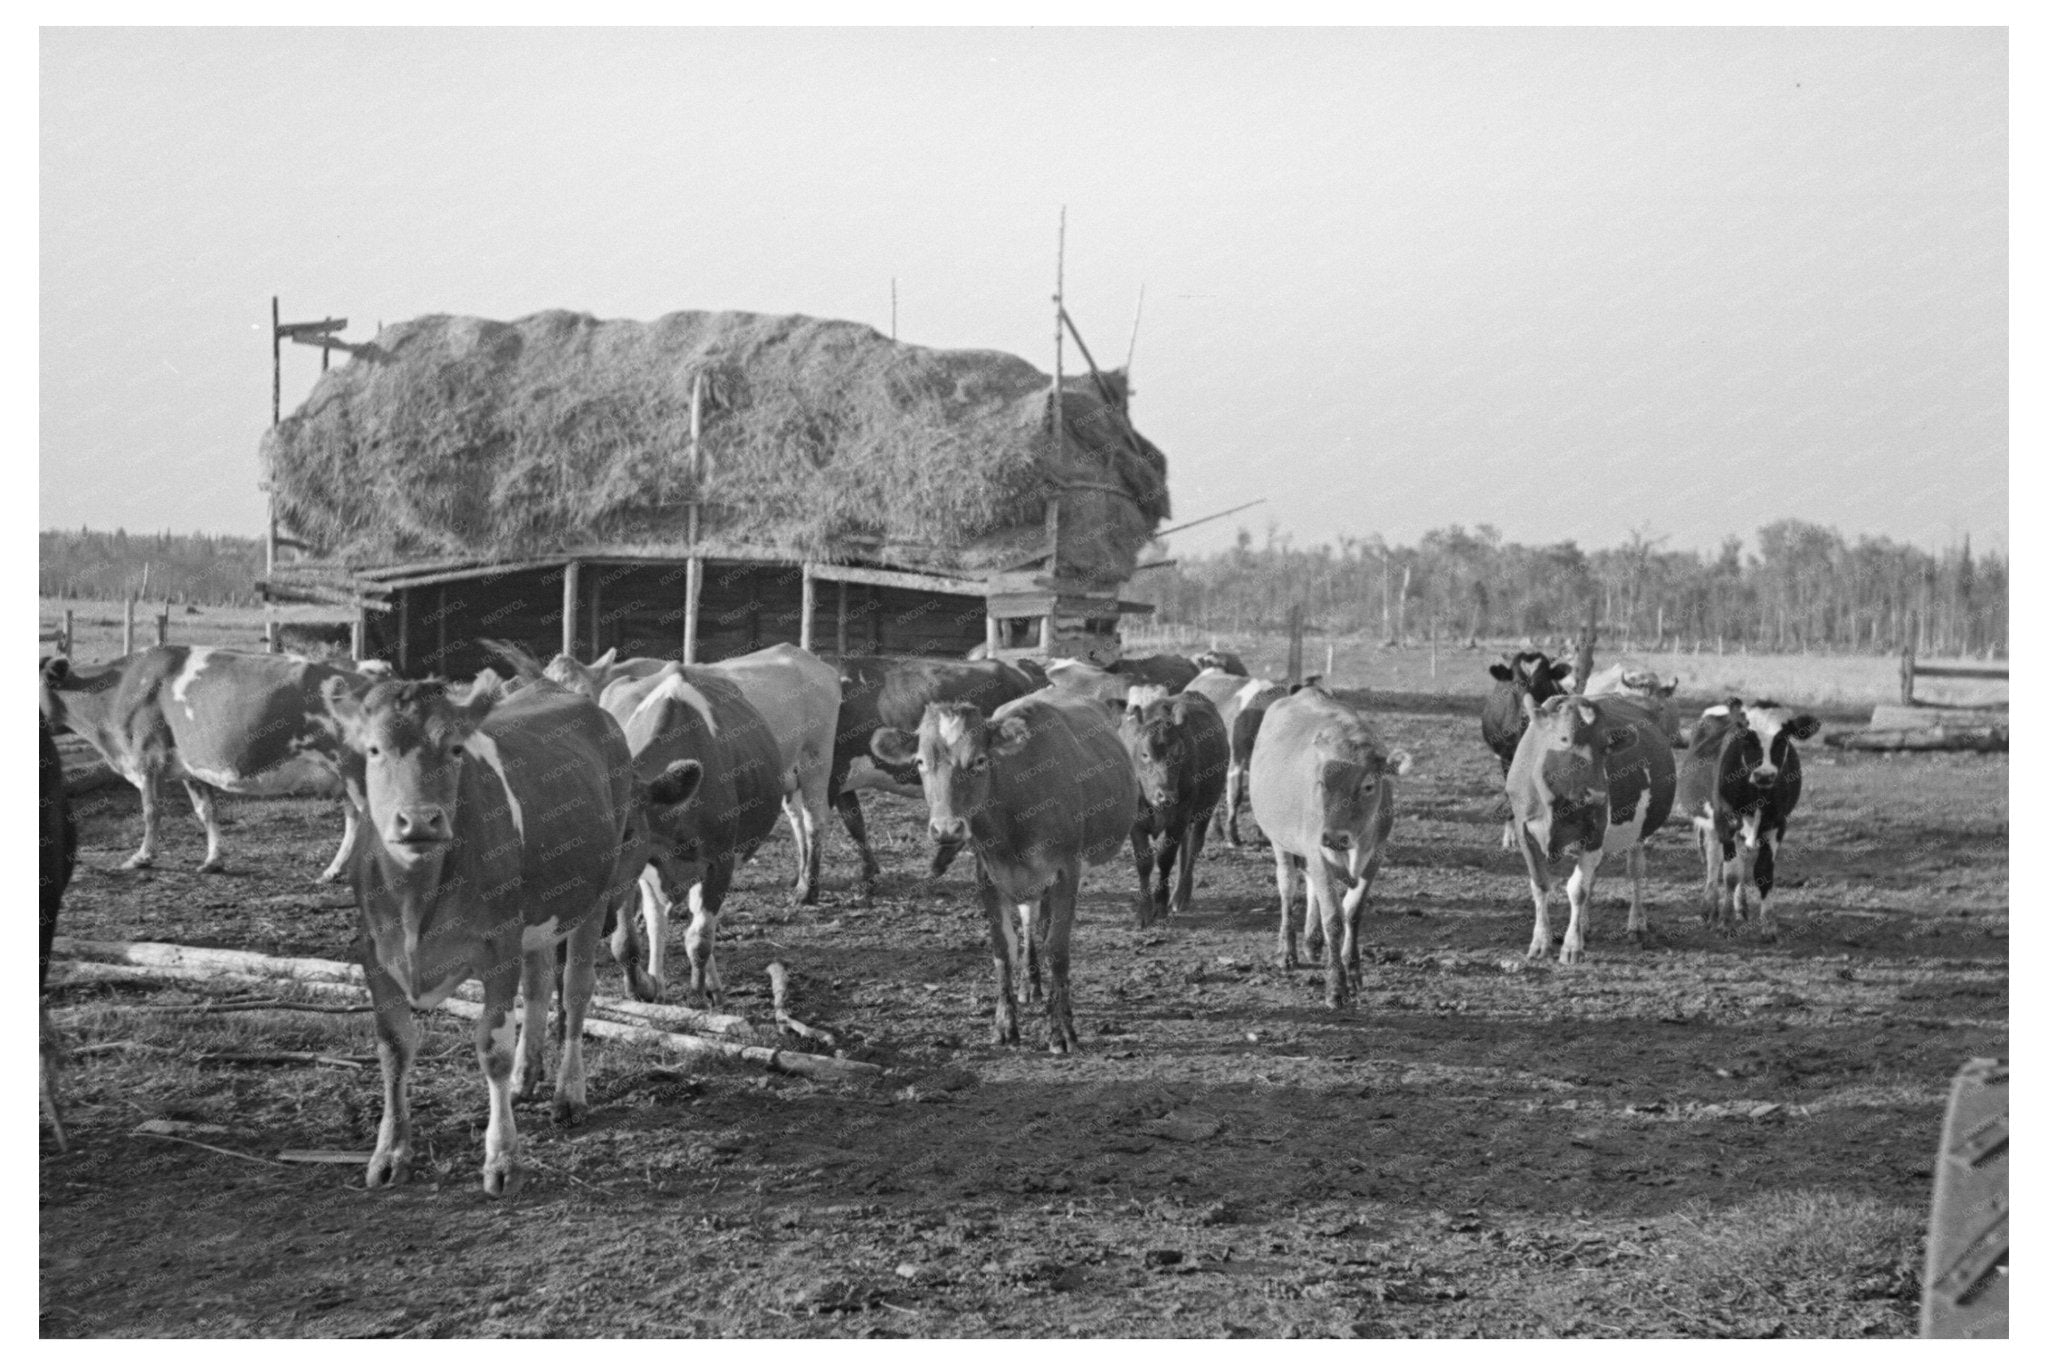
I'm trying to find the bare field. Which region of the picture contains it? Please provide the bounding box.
[40,689,2007,1338]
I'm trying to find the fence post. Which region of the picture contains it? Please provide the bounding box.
[123,596,136,655]
[1900,646,1916,706]
[1285,604,1304,685]
[155,604,170,646]
[62,608,74,656]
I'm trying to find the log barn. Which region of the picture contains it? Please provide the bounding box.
[258,309,1170,675]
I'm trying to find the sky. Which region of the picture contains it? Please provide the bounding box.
[39,26,2009,564]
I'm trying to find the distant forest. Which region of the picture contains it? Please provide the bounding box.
[40,528,267,606]
[1133,520,2006,657]
[39,518,2007,657]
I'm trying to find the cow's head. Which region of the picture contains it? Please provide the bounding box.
[541,647,616,699]
[1489,651,1573,700]
[320,677,497,869]
[1121,693,1220,819]
[1739,698,1820,787]
[1520,695,1641,809]
[1191,649,1244,676]
[871,702,1028,862]
[1310,740,1414,853]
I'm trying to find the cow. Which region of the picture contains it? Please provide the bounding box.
[319,676,653,1196]
[1191,648,1249,677]
[1584,663,1685,748]
[1675,699,1821,942]
[1480,651,1575,848]
[41,715,75,1150]
[1506,693,1677,965]
[602,664,785,1005]
[1106,653,1202,694]
[1042,657,1143,709]
[1247,687,1414,1010]
[1184,672,1286,847]
[1120,690,1229,926]
[506,641,841,906]
[38,647,379,879]
[827,655,1042,896]
[871,691,1138,1053]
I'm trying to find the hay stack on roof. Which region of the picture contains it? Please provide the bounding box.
[265,309,1170,586]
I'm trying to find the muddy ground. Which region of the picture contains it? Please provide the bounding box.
[40,692,2007,1338]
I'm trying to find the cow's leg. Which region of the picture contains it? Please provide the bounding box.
[1224,763,1246,846]
[790,756,832,906]
[684,860,735,1007]
[1016,896,1044,1002]
[552,913,603,1124]
[512,943,555,1102]
[122,765,161,870]
[1043,869,1082,1055]
[1559,850,1604,966]
[1340,845,1381,974]
[1754,830,1781,943]
[475,964,524,1198]
[1693,820,1719,927]
[1153,823,1182,923]
[1129,826,1156,927]
[832,789,884,901]
[1732,820,1762,927]
[976,863,1020,1045]
[1171,815,1208,919]
[1274,846,1301,968]
[317,800,360,884]
[1303,855,1350,1010]
[1520,829,1555,960]
[182,780,227,873]
[1625,843,1651,945]
[615,864,672,1002]
[363,958,418,1190]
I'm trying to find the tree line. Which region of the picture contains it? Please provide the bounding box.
[1136,520,2006,657]
[40,528,268,607]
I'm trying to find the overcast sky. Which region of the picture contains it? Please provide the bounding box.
[39,26,2007,563]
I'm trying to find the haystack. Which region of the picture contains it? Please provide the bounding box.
[264,310,1170,586]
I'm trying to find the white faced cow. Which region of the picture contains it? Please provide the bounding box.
[1676,699,1821,942]
[872,691,1138,1053]
[1584,663,1685,748]
[320,676,652,1197]
[39,647,381,879]
[1247,687,1414,1011]
[1507,693,1677,965]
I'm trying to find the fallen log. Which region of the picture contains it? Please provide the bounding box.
[586,997,756,1038]
[768,960,842,1048]
[54,937,365,985]
[1824,727,2007,753]
[49,947,885,1085]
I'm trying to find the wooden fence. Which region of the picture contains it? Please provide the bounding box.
[1900,648,2008,705]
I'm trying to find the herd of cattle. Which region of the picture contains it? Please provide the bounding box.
[37,639,1820,1195]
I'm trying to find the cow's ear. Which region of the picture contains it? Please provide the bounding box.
[1385,748,1414,777]
[591,647,617,670]
[1788,715,1821,741]
[1603,724,1639,753]
[646,758,703,809]
[1574,702,1600,727]
[320,674,366,742]
[870,727,920,768]
[41,656,70,684]
[1488,663,1513,681]
[991,714,1033,756]
[1548,662,1574,685]
[456,675,501,731]
[1660,678,1680,697]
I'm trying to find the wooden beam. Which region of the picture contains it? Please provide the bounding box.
[276,316,347,337]
[561,560,580,661]
[286,334,364,355]
[802,561,985,597]
[799,563,816,653]
[364,557,572,593]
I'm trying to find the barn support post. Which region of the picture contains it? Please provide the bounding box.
[561,560,581,662]
[350,610,366,662]
[397,590,411,676]
[589,572,602,658]
[436,583,448,671]
[1039,611,1054,653]
[155,605,169,647]
[683,558,702,665]
[985,605,1000,656]
[799,563,816,653]
[835,581,849,657]
[266,296,281,655]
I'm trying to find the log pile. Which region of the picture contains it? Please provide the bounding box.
[1825,704,2008,753]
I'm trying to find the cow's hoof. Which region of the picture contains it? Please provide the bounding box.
[551,1094,588,1126]
[1558,944,1583,966]
[315,868,344,885]
[1525,942,1549,962]
[198,859,226,875]
[365,1149,411,1189]
[121,854,154,871]
[481,1156,525,1199]
[1627,927,1648,947]
[1758,925,1779,944]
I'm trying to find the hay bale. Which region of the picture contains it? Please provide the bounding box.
[266,310,1169,585]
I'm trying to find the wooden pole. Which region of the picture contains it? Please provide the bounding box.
[1325,641,1334,681]
[1574,600,1598,694]
[437,582,448,671]
[590,572,602,658]
[123,596,135,656]
[62,608,74,656]
[155,605,169,647]
[836,580,849,657]
[350,610,366,662]
[684,374,704,665]
[397,590,410,676]
[1039,610,1055,654]
[1049,208,1066,589]
[1900,646,1916,705]
[1286,603,1304,685]
[985,608,1000,657]
[799,564,816,653]
[560,561,580,662]
[266,296,281,654]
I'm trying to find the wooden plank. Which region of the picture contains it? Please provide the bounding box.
[276,316,347,336]
[561,560,580,661]
[802,561,985,597]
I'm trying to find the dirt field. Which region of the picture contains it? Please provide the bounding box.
[39,680,2006,1339]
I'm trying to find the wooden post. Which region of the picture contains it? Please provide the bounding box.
[1286,603,1304,685]
[123,596,135,655]
[350,610,366,662]
[590,571,602,658]
[985,607,1000,657]
[1429,615,1438,682]
[1574,600,1598,694]
[561,561,580,662]
[683,559,702,665]
[799,564,816,653]
[1901,646,1917,705]
[267,296,281,655]
[437,583,448,671]
[154,605,169,647]
[836,580,849,657]
[62,608,74,656]
[684,373,704,666]
[1039,610,1055,654]
[1324,641,1334,682]
[397,590,410,676]
[1049,208,1066,584]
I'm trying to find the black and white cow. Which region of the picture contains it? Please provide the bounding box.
[1675,700,1821,942]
